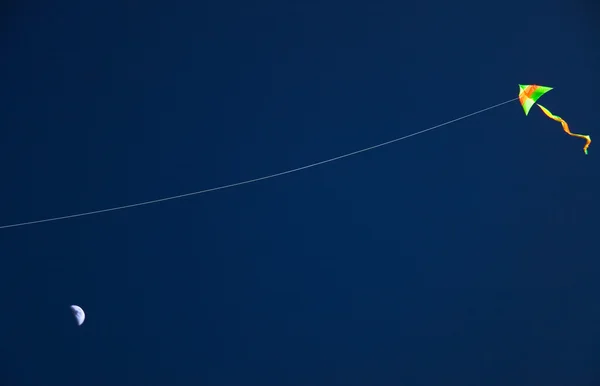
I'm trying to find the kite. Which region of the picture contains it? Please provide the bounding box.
[518,84,591,154]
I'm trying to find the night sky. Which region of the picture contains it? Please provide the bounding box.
[1,1,599,385]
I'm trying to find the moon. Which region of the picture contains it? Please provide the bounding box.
[70,305,85,326]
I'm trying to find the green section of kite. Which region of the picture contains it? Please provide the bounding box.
[518,84,553,115]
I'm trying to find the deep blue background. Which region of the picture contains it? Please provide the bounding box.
[1,1,599,385]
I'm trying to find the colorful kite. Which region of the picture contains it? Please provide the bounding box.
[518,84,591,154]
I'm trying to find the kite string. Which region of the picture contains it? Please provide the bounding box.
[0,97,519,230]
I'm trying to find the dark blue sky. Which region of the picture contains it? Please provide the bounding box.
[0,1,599,385]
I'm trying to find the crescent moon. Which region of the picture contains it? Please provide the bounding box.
[70,305,85,326]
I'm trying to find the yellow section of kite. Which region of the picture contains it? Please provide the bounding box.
[537,104,591,155]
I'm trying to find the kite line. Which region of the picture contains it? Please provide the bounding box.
[0,97,519,230]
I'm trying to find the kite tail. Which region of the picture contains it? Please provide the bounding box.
[537,104,591,155]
